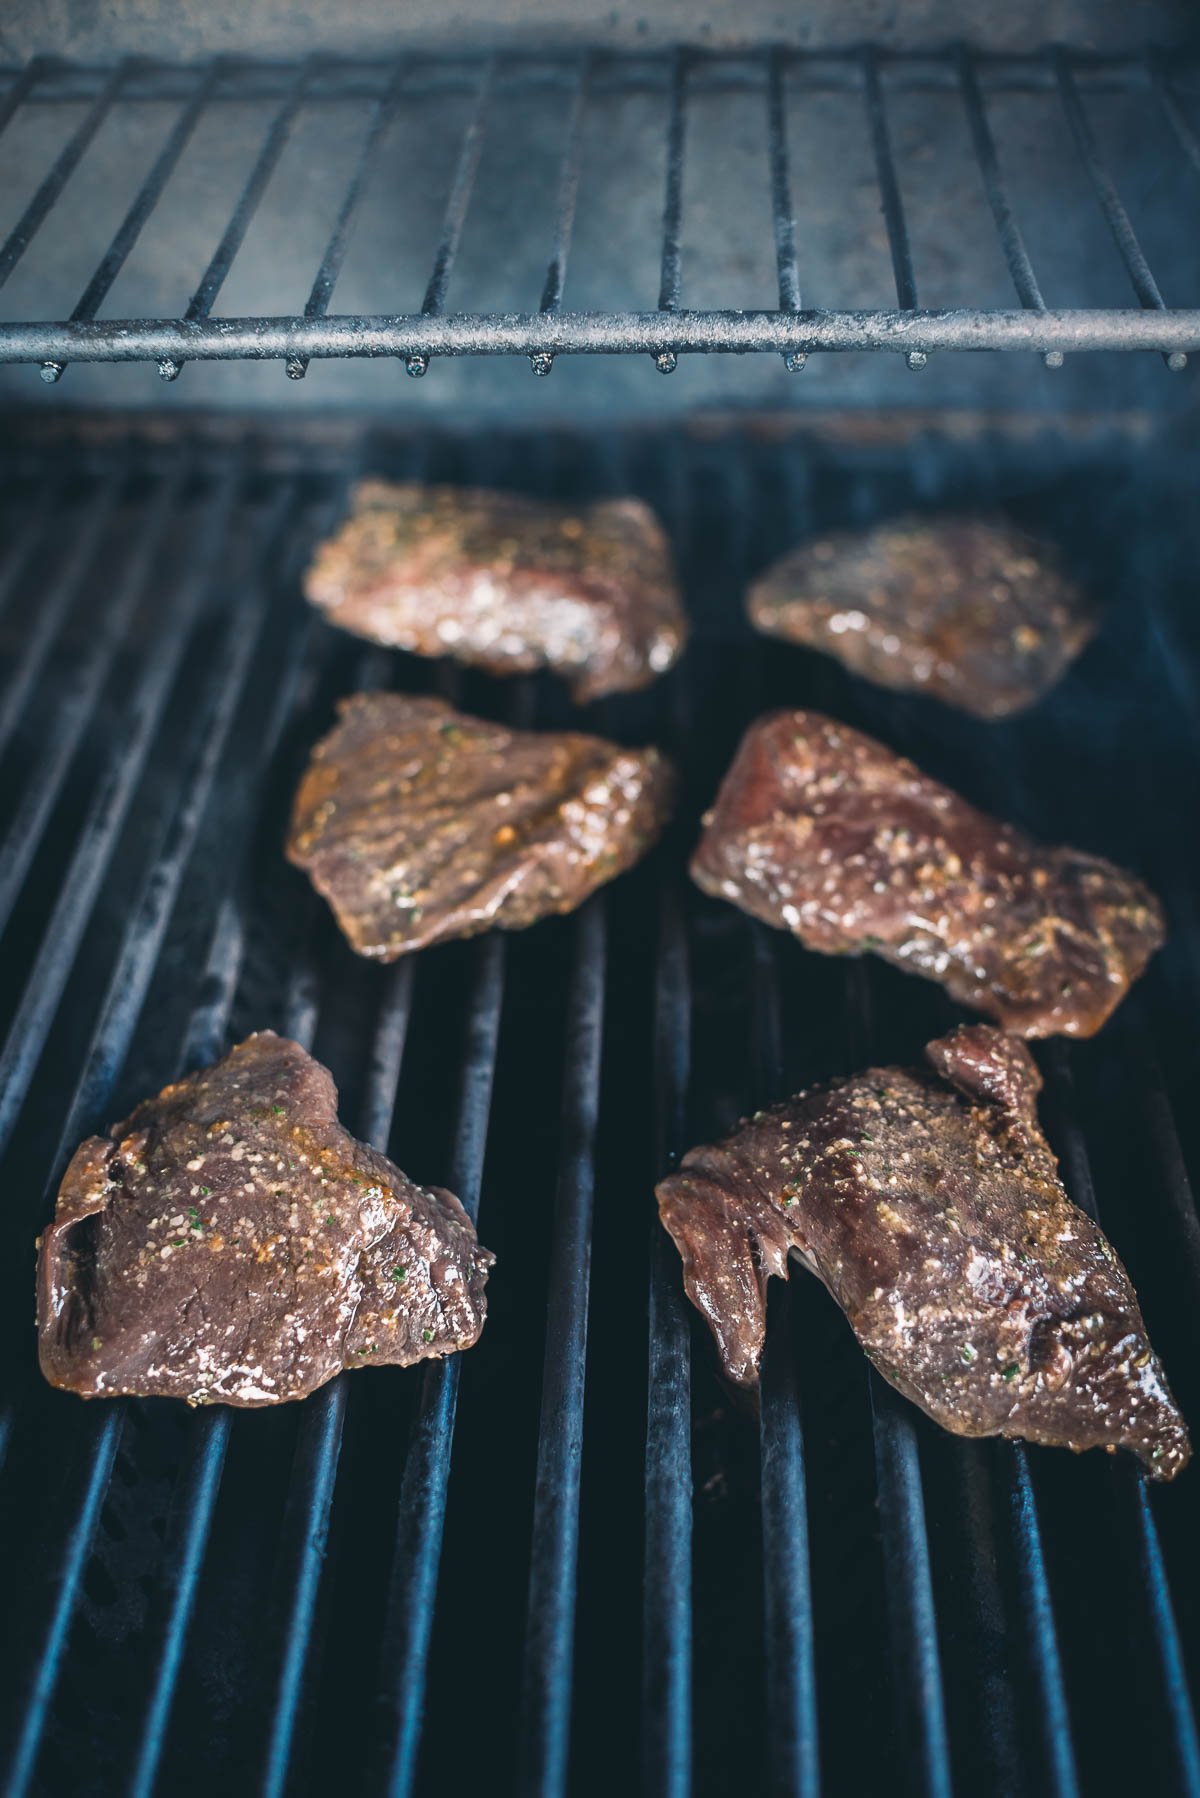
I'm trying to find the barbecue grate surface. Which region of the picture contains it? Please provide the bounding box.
[0,421,1198,1797]
[1,47,1200,377]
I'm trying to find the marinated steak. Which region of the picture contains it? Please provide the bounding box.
[37,1032,493,1406]
[657,1025,1189,1478]
[287,692,674,960]
[691,710,1163,1038]
[305,481,688,705]
[747,515,1096,719]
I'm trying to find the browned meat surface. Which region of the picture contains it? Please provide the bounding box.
[657,1025,1189,1478]
[691,710,1163,1038]
[748,515,1096,719]
[37,1033,492,1406]
[305,481,687,705]
[288,692,674,960]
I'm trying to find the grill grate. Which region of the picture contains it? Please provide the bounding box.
[0,422,1198,1797]
[1,47,1200,374]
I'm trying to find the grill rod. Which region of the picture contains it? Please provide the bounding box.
[862,49,926,371]
[1044,1048,1200,1797]
[1053,51,1187,371]
[653,47,689,373]
[0,466,183,939]
[751,927,821,1798]
[0,474,119,769]
[40,63,222,383]
[404,58,494,379]
[256,953,414,1798]
[642,887,694,1798]
[285,58,407,380]
[957,49,1062,369]
[0,470,310,1795]
[158,58,317,381]
[0,60,128,295]
[0,465,246,1162]
[516,898,607,1797]
[530,52,591,376]
[766,49,804,371]
[372,931,507,1796]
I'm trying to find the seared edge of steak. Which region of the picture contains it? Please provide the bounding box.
[37,1032,493,1406]
[747,514,1096,720]
[656,1025,1189,1479]
[287,692,675,960]
[689,709,1164,1038]
[304,481,688,705]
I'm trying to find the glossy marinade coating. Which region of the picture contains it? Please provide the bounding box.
[657,1025,1189,1478]
[691,710,1163,1038]
[305,481,688,705]
[37,1033,493,1406]
[288,692,675,960]
[748,515,1097,719]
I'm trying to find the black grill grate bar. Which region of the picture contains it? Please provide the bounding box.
[0,473,120,768]
[3,1407,126,1798]
[517,898,607,1797]
[1004,1447,1081,1798]
[375,931,507,1796]
[0,59,128,295]
[1122,1015,1200,1298]
[92,893,252,1798]
[752,926,821,1798]
[0,464,247,1162]
[119,559,341,1798]
[404,59,494,378]
[257,958,415,1798]
[40,63,223,382]
[531,53,591,373]
[956,50,1060,368]
[0,463,185,940]
[1042,1044,1200,1793]
[158,58,317,380]
[0,473,313,1793]
[641,886,694,1798]
[766,52,801,313]
[0,477,62,628]
[766,49,804,373]
[285,58,407,380]
[657,50,688,311]
[1053,51,1187,371]
[862,47,923,371]
[846,967,953,1798]
[651,47,689,372]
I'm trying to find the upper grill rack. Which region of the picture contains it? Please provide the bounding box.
[1,45,1200,378]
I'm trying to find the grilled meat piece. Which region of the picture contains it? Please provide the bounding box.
[691,710,1163,1037]
[288,692,674,960]
[37,1032,492,1406]
[305,481,687,705]
[657,1025,1189,1478]
[747,515,1096,719]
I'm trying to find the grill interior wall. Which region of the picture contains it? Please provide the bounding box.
[0,421,1197,1796]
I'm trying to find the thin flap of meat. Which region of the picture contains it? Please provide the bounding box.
[747,515,1097,720]
[37,1032,493,1407]
[656,1025,1190,1478]
[304,480,688,705]
[287,692,674,960]
[690,709,1164,1038]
